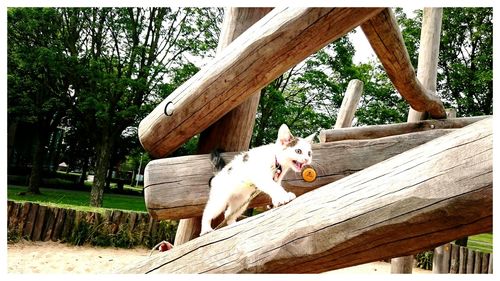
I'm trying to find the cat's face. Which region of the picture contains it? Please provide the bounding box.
[276,124,315,172]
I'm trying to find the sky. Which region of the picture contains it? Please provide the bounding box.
[349,8,417,64]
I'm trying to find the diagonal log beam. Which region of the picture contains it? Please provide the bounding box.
[138,8,384,157]
[121,117,492,273]
[361,8,447,119]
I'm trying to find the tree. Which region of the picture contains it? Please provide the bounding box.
[396,8,493,117]
[59,8,222,206]
[251,33,407,146]
[438,8,493,116]
[8,8,72,194]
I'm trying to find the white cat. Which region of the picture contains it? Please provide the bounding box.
[200,124,315,236]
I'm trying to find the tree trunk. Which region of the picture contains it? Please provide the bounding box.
[28,124,46,194]
[90,132,114,207]
[79,157,89,185]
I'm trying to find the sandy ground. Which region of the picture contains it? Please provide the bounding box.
[7,240,431,274]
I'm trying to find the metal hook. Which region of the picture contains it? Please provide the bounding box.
[164,101,174,116]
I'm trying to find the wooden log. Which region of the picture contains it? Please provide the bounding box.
[449,243,460,273]
[406,8,447,273]
[474,251,482,273]
[138,8,384,157]
[196,7,272,154]
[128,212,138,232]
[175,7,272,246]
[138,214,150,244]
[319,115,488,143]
[466,248,475,273]
[120,118,492,273]
[145,129,455,220]
[481,253,489,273]
[22,203,38,239]
[18,202,31,235]
[52,208,66,241]
[61,209,75,241]
[488,253,493,273]
[407,8,443,121]
[334,79,363,129]
[361,8,446,119]
[31,205,47,241]
[111,210,122,234]
[42,207,58,241]
[8,201,21,231]
[396,8,443,271]
[390,256,413,274]
[7,200,14,217]
[433,243,451,273]
[459,246,467,273]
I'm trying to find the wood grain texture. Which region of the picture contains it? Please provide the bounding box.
[403,9,443,272]
[450,243,460,273]
[361,8,446,119]
[175,8,272,246]
[145,129,455,220]
[120,117,492,273]
[334,79,363,129]
[458,246,467,273]
[138,8,384,157]
[407,8,443,121]
[319,115,488,143]
[197,7,272,153]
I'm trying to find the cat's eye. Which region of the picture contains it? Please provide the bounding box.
[308,151,312,157]
[295,149,302,154]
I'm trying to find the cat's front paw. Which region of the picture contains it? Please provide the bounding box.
[272,191,296,207]
[200,228,213,236]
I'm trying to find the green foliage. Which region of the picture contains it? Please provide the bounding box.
[415,250,433,270]
[7,228,22,243]
[65,214,177,248]
[396,8,493,117]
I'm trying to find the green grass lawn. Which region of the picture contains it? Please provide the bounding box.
[467,233,493,253]
[8,185,147,213]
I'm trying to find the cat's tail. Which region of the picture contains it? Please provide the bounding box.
[209,149,225,187]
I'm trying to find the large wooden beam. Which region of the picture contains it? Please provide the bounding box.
[361,8,446,119]
[393,8,444,273]
[121,118,492,273]
[138,8,384,157]
[174,7,273,247]
[145,128,455,220]
[319,116,488,143]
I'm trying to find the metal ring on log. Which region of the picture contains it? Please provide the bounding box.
[164,101,174,116]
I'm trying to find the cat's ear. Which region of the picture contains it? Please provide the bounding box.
[277,124,293,146]
[304,133,316,144]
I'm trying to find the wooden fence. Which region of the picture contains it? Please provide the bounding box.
[7,200,175,248]
[433,243,493,273]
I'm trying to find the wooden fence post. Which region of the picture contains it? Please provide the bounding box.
[474,251,482,273]
[458,246,467,273]
[449,243,460,273]
[488,254,493,273]
[466,248,475,273]
[433,243,451,273]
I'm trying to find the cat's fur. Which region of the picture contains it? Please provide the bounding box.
[200,124,315,236]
